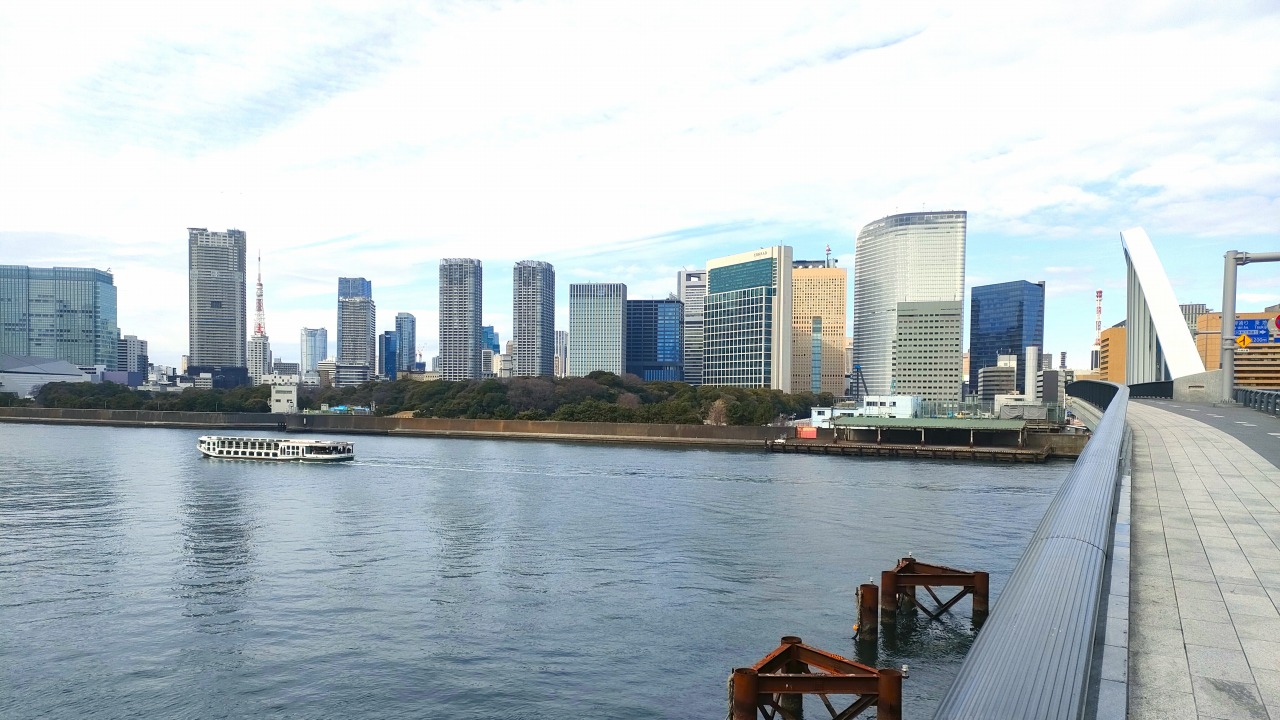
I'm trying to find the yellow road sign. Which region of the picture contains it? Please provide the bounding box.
[1237,333,1253,348]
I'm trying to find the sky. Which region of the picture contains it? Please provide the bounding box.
[2,1,1278,370]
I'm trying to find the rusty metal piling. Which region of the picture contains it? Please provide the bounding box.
[730,668,759,720]
[856,583,879,640]
[878,668,903,720]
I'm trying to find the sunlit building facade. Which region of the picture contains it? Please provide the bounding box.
[791,261,847,395]
[703,246,792,391]
[853,212,965,400]
[677,270,707,385]
[569,283,627,376]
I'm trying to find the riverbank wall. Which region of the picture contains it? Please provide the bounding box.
[0,407,1085,457]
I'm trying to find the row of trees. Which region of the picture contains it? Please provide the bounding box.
[32,372,836,426]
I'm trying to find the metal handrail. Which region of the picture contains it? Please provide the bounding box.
[933,381,1127,720]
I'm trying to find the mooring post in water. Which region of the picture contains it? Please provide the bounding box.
[878,668,903,720]
[857,583,879,640]
[730,668,758,720]
[880,570,899,619]
[972,571,990,615]
[779,636,806,720]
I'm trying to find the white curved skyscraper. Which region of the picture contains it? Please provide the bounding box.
[852,211,966,400]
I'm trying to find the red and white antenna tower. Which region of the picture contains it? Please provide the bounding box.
[253,251,266,337]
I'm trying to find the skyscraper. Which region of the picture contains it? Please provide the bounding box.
[569,283,627,376]
[676,269,707,385]
[439,258,484,381]
[0,265,119,368]
[703,246,793,391]
[379,330,399,381]
[482,325,500,354]
[791,259,847,395]
[853,212,966,400]
[512,261,555,376]
[300,328,327,372]
[554,329,569,377]
[188,228,247,368]
[337,277,375,371]
[626,299,683,381]
[395,313,416,371]
[969,280,1045,394]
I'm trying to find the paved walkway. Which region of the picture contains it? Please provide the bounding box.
[1128,402,1280,719]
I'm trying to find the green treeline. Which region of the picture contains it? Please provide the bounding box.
[33,372,834,426]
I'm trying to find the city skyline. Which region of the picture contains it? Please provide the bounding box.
[1,3,1277,367]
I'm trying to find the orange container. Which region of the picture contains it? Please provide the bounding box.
[796,426,818,439]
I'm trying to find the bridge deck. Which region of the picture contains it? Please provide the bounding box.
[1129,401,1280,719]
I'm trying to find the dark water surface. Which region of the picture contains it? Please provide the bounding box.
[0,424,1068,718]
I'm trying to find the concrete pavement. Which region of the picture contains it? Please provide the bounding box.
[1127,401,1280,719]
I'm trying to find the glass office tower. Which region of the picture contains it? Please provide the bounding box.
[969,280,1045,394]
[0,265,119,367]
[703,246,793,391]
[395,313,416,371]
[853,211,965,399]
[625,299,684,381]
[569,283,627,376]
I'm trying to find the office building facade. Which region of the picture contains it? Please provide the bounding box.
[791,261,847,395]
[703,246,793,391]
[395,313,416,371]
[300,328,327,373]
[554,329,569,377]
[569,283,627,376]
[969,280,1045,394]
[439,258,484,381]
[117,334,148,373]
[512,261,555,376]
[188,228,246,368]
[379,330,399,381]
[853,211,966,399]
[625,299,683,381]
[677,270,708,385]
[337,277,376,371]
[0,266,119,368]
[892,301,963,401]
[482,325,500,354]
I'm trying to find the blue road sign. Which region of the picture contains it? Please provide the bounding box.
[1235,318,1270,343]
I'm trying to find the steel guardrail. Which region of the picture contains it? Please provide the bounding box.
[1235,387,1280,416]
[933,381,1127,720]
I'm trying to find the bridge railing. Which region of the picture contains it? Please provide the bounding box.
[1235,387,1280,416]
[1127,380,1173,399]
[933,380,1127,720]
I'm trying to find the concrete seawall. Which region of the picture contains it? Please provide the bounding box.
[0,408,774,447]
[0,408,1086,457]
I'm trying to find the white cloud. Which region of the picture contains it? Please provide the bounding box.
[1,0,1278,367]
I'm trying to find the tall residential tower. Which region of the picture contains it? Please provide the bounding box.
[512,261,555,376]
[439,258,484,381]
[188,228,247,370]
[337,277,375,377]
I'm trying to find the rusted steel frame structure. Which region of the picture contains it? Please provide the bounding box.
[879,558,989,622]
[730,637,902,720]
[933,381,1128,720]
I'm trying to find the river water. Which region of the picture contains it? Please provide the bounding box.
[0,424,1068,719]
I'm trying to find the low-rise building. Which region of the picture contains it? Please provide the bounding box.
[0,355,90,398]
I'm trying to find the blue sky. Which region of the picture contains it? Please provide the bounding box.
[2,1,1278,369]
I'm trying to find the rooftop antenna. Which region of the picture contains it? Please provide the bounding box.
[825,244,832,268]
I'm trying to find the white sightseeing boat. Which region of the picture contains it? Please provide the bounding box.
[197,435,354,462]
